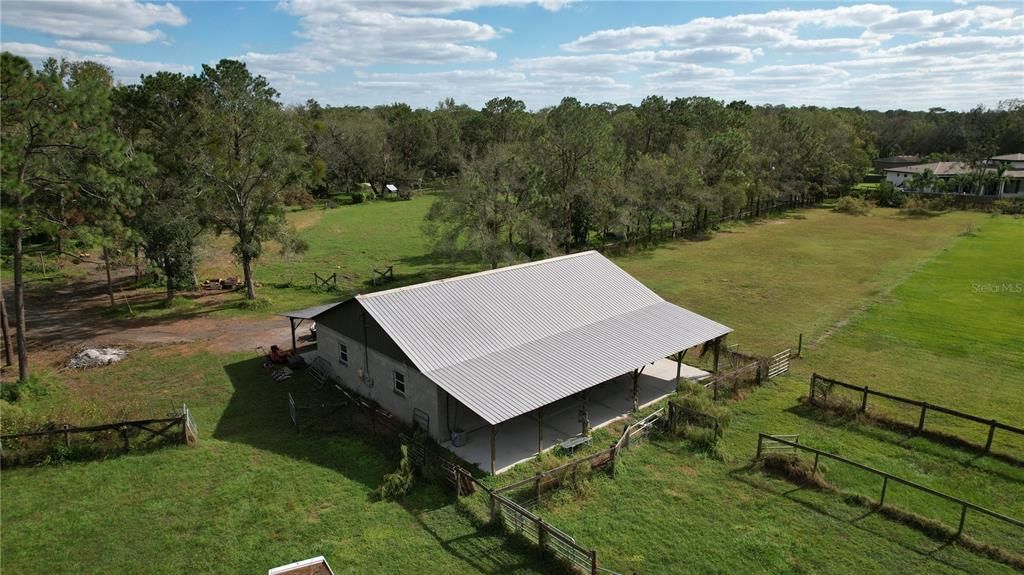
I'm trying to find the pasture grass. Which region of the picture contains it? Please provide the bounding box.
[3,201,1021,574]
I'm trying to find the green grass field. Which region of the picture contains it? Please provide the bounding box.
[2,200,1021,574]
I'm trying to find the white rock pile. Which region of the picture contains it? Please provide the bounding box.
[68,348,129,369]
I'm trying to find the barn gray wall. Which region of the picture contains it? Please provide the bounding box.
[316,324,442,441]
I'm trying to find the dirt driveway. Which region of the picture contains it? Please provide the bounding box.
[7,264,298,368]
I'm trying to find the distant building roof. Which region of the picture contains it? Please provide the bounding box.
[349,251,732,425]
[991,153,1024,162]
[877,155,921,163]
[884,162,974,176]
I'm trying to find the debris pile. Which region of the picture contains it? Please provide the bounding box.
[68,348,128,369]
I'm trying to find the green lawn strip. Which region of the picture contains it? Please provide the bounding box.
[615,208,986,355]
[798,215,1024,452]
[1,348,550,574]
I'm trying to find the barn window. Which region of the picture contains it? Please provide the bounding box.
[393,371,406,397]
[338,343,348,366]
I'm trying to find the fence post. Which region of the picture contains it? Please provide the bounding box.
[590,549,598,575]
[62,424,71,448]
[756,434,763,459]
[812,452,820,476]
[538,520,549,555]
[535,473,542,505]
[489,491,496,524]
[121,426,130,451]
[917,403,928,433]
[985,421,997,452]
[797,333,803,357]
[957,503,967,537]
[879,476,888,506]
[809,374,816,402]
[861,387,869,412]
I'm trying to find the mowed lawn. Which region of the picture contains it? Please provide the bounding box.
[0,349,557,575]
[3,204,1021,574]
[535,213,1024,574]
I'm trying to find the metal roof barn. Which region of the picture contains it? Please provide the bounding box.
[352,251,732,426]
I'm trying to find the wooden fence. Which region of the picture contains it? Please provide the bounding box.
[313,272,337,290]
[755,433,1024,540]
[0,404,198,466]
[808,373,1024,456]
[666,402,723,439]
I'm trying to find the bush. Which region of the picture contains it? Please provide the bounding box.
[350,191,372,204]
[899,196,931,216]
[379,445,415,500]
[992,199,1024,215]
[0,373,54,403]
[238,296,273,311]
[870,181,904,208]
[833,196,872,215]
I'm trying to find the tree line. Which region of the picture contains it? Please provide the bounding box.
[2,51,1022,381]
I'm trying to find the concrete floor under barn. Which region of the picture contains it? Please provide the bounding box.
[441,358,709,474]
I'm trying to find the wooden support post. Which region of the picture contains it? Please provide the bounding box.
[985,420,996,452]
[756,434,763,459]
[121,426,130,451]
[631,369,640,412]
[861,386,869,412]
[590,549,598,575]
[489,492,496,523]
[809,374,816,402]
[490,425,497,475]
[290,317,298,353]
[879,476,888,506]
[917,403,928,433]
[797,333,803,357]
[538,520,549,553]
[62,424,71,448]
[712,337,722,374]
[581,392,590,436]
[537,406,543,455]
[812,452,820,475]
[957,503,967,537]
[675,351,683,387]
[535,474,542,504]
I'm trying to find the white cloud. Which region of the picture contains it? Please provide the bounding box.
[563,4,1021,52]
[1,0,187,44]
[55,40,113,53]
[240,0,503,77]
[0,41,192,83]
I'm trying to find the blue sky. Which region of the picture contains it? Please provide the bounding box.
[2,1,1022,110]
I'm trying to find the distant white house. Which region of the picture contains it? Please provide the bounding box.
[882,154,1023,196]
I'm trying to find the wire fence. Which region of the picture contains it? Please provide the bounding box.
[808,373,1024,458]
[755,433,1024,547]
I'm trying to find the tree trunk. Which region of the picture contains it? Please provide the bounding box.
[134,244,142,282]
[13,225,29,381]
[103,246,115,307]
[163,256,176,305]
[0,281,13,367]
[241,254,257,299]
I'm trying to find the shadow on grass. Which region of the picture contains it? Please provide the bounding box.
[783,402,1024,480]
[726,464,976,573]
[214,355,551,574]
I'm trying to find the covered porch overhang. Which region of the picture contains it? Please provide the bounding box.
[441,354,716,475]
[279,303,341,352]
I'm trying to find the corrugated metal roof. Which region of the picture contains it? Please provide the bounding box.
[280,302,341,320]
[356,251,732,425]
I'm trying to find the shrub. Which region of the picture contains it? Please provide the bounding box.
[833,196,872,215]
[899,196,931,216]
[0,373,54,403]
[992,199,1024,215]
[870,181,904,208]
[350,191,373,204]
[379,444,415,500]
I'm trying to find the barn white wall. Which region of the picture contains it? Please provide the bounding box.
[315,325,442,440]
